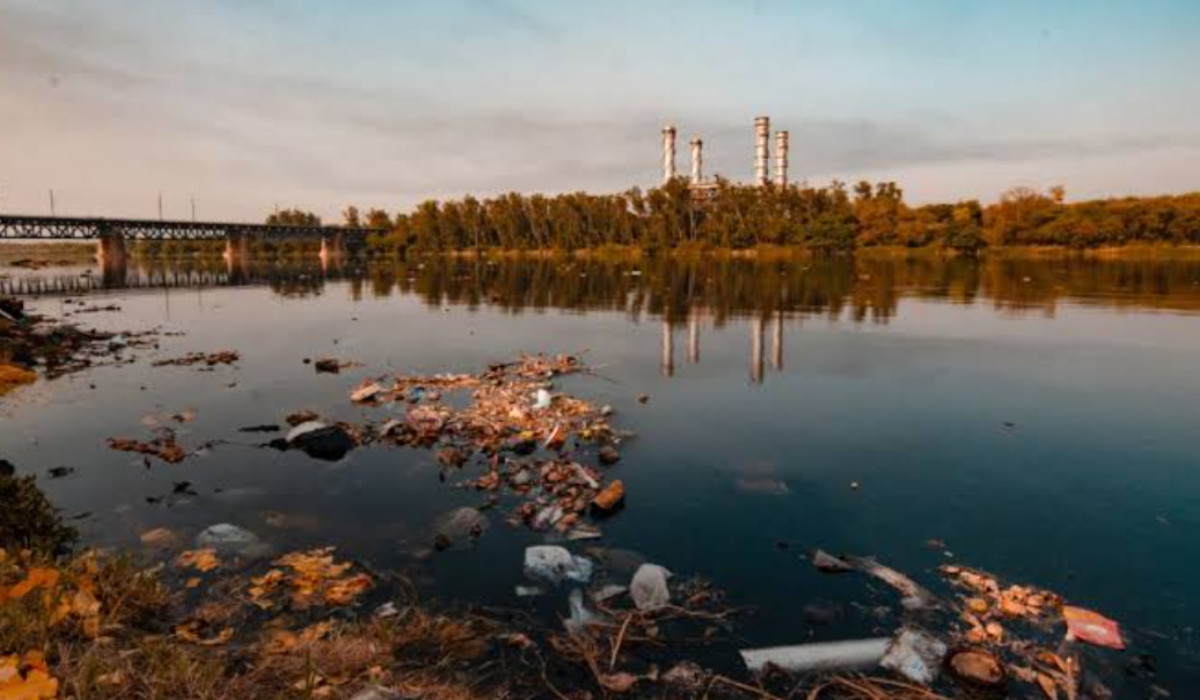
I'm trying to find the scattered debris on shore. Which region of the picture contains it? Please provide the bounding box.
[152,350,239,368]
[1,295,158,384]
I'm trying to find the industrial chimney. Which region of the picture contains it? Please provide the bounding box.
[774,131,789,186]
[754,116,771,186]
[662,125,677,185]
[689,137,704,184]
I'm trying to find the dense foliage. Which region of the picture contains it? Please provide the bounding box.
[319,182,1200,253]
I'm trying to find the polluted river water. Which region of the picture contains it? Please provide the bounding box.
[3,254,1200,696]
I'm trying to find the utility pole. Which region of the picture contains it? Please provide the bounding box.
[158,192,163,220]
[49,189,56,216]
[191,197,196,222]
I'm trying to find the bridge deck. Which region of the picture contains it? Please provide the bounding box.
[0,214,382,240]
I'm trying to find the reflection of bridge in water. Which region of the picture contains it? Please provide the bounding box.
[0,262,356,297]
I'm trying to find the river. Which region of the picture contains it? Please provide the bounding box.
[3,254,1199,694]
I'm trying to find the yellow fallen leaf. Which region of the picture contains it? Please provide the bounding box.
[0,653,58,700]
[175,622,234,646]
[176,549,220,573]
[6,568,60,601]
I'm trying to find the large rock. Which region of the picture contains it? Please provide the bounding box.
[196,523,271,558]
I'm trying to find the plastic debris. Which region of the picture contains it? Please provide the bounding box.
[740,638,891,674]
[1063,606,1125,649]
[880,629,948,685]
[514,585,545,597]
[629,563,671,611]
[844,554,935,609]
[285,421,327,443]
[591,584,627,603]
[523,545,594,585]
[565,588,602,635]
[532,388,553,410]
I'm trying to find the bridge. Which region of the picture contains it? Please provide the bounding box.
[0,214,383,269]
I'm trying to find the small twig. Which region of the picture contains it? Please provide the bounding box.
[711,674,784,700]
[609,612,633,670]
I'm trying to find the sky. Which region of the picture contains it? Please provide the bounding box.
[1,0,1198,221]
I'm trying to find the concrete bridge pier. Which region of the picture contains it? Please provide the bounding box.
[95,228,127,267]
[96,228,128,285]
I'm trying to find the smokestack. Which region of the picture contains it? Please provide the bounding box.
[689,137,704,184]
[754,116,770,186]
[774,131,789,186]
[662,125,677,185]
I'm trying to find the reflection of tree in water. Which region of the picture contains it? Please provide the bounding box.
[349,255,1200,323]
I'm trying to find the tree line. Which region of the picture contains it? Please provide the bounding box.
[269,182,1200,253]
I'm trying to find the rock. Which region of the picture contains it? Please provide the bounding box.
[630,563,671,611]
[948,649,1006,687]
[591,480,625,512]
[287,423,356,461]
[811,549,854,574]
[139,527,179,548]
[662,661,706,691]
[436,447,468,468]
[597,446,621,465]
[47,466,74,479]
[350,381,384,404]
[314,358,341,374]
[432,507,488,547]
[636,394,649,404]
[285,410,319,426]
[524,545,594,585]
[196,523,271,558]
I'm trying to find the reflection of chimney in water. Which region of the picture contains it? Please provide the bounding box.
[687,313,700,363]
[661,319,675,377]
[770,312,783,370]
[750,316,764,384]
[662,125,677,185]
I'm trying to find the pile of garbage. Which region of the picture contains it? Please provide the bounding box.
[730,550,1128,699]
[334,355,626,537]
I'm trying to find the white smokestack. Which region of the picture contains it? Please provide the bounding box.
[754,116,770,186]
[662,125,677,185]
[774,131,789,186]
[690,137,704,184]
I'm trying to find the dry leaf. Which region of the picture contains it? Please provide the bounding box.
[176,549,220,573]
[5,568,60,600]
